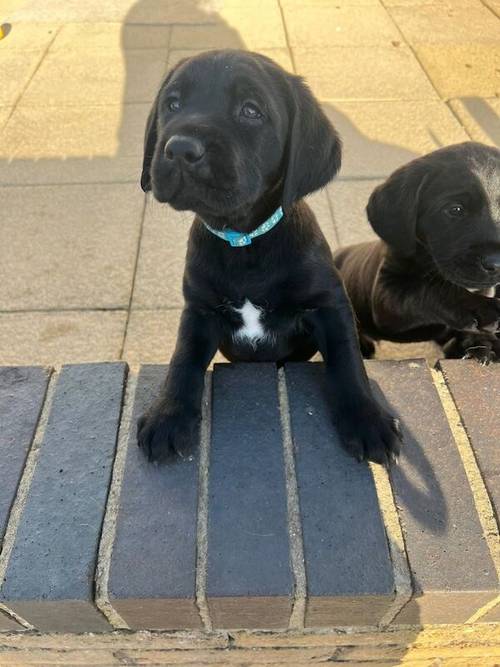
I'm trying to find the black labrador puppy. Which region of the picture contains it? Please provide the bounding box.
[138,49,401,465]
[334,142,500,362]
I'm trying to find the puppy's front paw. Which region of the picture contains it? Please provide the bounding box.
[464,345,497,365]
[463,336,500,365]
[334,400,402,466]
[137,407,200,463]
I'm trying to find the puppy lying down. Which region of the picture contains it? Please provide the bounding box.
[137,49,401,465]
[334,142,500,363]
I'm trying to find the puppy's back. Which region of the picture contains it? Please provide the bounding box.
[334,242,386,334]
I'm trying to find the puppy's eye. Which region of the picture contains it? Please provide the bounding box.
[444,204,466,218]
[240,101,263,120]
[167,98,181,112]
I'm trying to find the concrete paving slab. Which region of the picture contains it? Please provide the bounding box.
[167,48,293,72]
[0,23,57,50]
[0,183,143,310]
[207,363,293,629]
[415,45,500,99]
[0,106,12,132]
[2,0,220,24]
[170,22,283,51]
[448,98,500,146]
[305,189,338,251]
[282,0,383,5]
[132,199,190,310]
[49,23,171,51]
[293,45,437,100]
[376,341,441,366]
[285,363,394,627]
[123,309,227,365]
[0,104,148,159]
[322,100,469,178]
[171,1,286,50]
[123,309,182,365]
[108,365,202,630]
[0,311,126,365]
[367,359,498,624]
[282,3,402,48]
[388,2,500,44]
[329,179,381,246]
[0,363,126,632]
[382,0,476,6]
[0,51,44,106]
[0,157,140,186]
[20,49,168,106]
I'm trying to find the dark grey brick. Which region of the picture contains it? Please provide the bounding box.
[0,367,50,546]
[108,365,202,630]
[0,363,127,632]
[284,363,394,628]
[367,359,498,624]
[0,366,51,631]
[207,364,293,629]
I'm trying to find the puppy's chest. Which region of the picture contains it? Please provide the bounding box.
[229,299,272,346]
[221,296,300,347]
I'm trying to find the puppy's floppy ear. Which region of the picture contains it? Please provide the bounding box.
[366,162,427,257]
[140,59,188,193]
[282,76,342,210]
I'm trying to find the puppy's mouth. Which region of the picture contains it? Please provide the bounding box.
[437,262,500,291]
[152,162,258,216]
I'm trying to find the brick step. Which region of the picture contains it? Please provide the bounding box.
[0,360,498,632]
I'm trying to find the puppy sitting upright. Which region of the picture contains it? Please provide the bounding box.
[334,142,500,362]
[137,50,401,465]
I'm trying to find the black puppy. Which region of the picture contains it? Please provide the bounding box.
[334,142,500,362]
[138,49,401,465]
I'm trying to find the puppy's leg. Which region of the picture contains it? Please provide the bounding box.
[137,307,219,462]
[358,332,376,359]
[306,288,402,466]
[374,279,500,335]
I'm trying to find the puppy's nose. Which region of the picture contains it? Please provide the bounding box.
[481,252,500,274]
[164,135,205,164]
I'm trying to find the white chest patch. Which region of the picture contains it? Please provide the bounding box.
[232,299,268,347]
[471,160,500,223]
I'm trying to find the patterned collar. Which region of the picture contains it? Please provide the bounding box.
[202,206,284,247]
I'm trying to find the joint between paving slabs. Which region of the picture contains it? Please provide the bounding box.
[0,366,59,631]
[277,368,307,630]
[430,367,500,623]
[369,462,413,628]
[195,372,213,632]
[95,371,138,630]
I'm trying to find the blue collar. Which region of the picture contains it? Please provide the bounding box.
[202,206,284,247]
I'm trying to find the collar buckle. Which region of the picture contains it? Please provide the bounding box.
[203,205,283,248]
[226,231,252,247]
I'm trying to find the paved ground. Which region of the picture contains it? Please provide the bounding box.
[0,0,499,366]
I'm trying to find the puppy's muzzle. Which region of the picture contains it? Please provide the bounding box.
[164,135,205,165]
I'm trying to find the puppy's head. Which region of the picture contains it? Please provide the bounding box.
[141,50,341,227]
[367,142,500,290]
